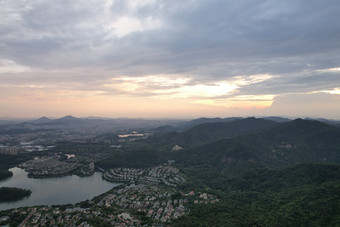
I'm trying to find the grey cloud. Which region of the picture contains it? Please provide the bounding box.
[0,0,340,96]
[237,72,340,96]
[103,0,340,79]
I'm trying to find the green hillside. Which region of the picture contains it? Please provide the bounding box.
[146,117,279,150]
[174,163,340,226]
[175,119,340,167]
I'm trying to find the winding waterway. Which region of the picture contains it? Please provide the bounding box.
[0,167,118,210]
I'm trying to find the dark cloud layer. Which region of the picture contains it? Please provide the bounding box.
[2,1,340,70]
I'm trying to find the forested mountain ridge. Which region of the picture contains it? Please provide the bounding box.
[174,118,340,167]
[145,117,280,150]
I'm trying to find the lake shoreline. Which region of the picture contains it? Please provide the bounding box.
[0,167,118,211]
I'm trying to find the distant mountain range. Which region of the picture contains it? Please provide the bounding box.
[1,115,339,128]
[0,115,185,133]
[173,116,291,130]
[31,115,86,125]
[26,115,292,129]
[1,115,340,141]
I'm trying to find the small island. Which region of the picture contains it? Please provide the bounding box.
[0,187,32,202]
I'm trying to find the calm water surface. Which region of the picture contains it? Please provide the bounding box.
[0,167,118,210]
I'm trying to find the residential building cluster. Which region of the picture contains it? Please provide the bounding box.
[0,145,19,155]
[0,185,219,227]
[103,163,186,187]
[0,130,81,145]
[0,142,54,155]
[19,155,95,178]
[20,142,55,153]
[10,206,141,227]
[98,184,187,223]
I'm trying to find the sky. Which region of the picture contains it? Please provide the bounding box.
[0,0,340,119]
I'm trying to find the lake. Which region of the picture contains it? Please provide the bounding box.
[0,167,118,210]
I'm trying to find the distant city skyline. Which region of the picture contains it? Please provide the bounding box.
[1,1,340,119]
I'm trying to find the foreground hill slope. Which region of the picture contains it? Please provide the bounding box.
[175,163,340,226]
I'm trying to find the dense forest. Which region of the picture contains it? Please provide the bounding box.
[0,154,32,181]
[173,164,340,226]
[0,187,31,202]
[0,169,12,180]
